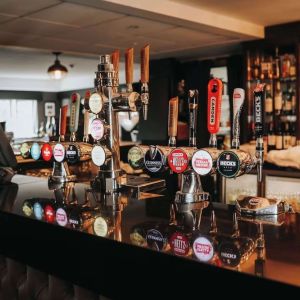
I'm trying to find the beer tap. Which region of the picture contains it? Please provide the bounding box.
[141,45,150,120]
[254,83,266,183]
[191,79,223,177]
[125,48,134,93]
[208,78,222,148]
[168,97,179,147]
[50,105,76,183]
[188,90,199,148]
[69,93,80,142]
[216,88,255,178]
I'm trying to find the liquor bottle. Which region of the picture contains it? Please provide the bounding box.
[261,55,272,80]
[265,84,273,115]
[260,54,266,80]
[252,54,260,80]
[275,120,283,150]
[291,87,296,115]
[273,47,280,79]
[290,122,297,147]
[285,86,293,115]
[246,51,252,81]
[289,55,296,77]
[283,122,291,149]
[267,122,276,152]
[282,54,291,78]
[274,81,282,115]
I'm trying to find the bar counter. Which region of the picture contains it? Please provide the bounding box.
[0,175,299,298]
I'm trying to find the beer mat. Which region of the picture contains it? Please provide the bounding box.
[236,195,285,216]
[266,146,300,169]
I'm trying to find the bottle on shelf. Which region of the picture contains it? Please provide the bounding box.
[274,81,283,115]
[289,55,297,78]
[284,86,293,116]
[265,84,273,115]
[291,87,297,115]
[252,53,260,80]
[273,47,280,79]
[283,122,291,149]
[282,54,291,78]
[267,122,276,152]
[275,120,283,150]
[261,55,273,80]
[290,122,297,147]
[246,51,252,81]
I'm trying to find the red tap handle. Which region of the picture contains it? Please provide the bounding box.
[207,78,223,134]
[59,105,68,136]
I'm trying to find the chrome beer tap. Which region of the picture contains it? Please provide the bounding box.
[91,46,151,193]
[217,88,255,179]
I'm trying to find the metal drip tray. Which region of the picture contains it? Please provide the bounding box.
[120,175,165,199]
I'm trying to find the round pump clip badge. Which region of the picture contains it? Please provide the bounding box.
[90,118,105,141]
[192,149,213,176]
[91,145,106,167]
[217,151,240,178]
[93,216,108,237]
[128,146,144,169]
[22,200,33,217]
[33,202,44,220]
[44,204,55,223]
[168,148,189,173]
[53,143,65,163]
[30,142,41,160]
[170,232,189,256]
[41,143,53,161]
[20,142,31,158]
[219,242,241,267]
[66,144,80,164]
[193,236,214,262]
[56,207,68,227]
[144,148,165,173]
[89,92,103,114]
[146,229,166,251]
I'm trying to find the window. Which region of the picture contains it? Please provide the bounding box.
[0,99,38,139]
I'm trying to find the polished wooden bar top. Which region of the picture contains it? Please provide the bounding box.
[0,175,299,298]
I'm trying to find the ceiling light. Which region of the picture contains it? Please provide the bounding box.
[47,52,68,80]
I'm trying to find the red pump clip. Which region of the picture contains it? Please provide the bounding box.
[207,78,223,135]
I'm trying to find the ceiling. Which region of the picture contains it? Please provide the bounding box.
[172,0,300,26]
[0,0,299,92]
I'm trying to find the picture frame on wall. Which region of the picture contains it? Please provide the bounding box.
[44,102,56,117]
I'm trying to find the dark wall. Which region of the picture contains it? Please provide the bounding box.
[139,58,180,145]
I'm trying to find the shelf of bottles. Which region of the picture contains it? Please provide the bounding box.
[246,47,298,152]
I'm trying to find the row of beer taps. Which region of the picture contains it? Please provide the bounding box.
[127,78,266,204]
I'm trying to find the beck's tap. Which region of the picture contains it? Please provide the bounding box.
[254,83,266,183]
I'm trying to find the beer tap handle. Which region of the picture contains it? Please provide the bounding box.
[141,44,150,120]
[111,49,120,75]
[83,110,90,143]
[59,105,68,142]
[209,210,217,235]
[254,83,266,182]
[188,89,199,148]
[125,48,134,92]
[232,88,245,149]
[69,93,80,142]
[232,212,240,237]
[168,97,178,147]
[83,90,91,111]
[207,78,223,148]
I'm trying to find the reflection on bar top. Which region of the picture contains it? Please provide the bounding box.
[0,175,300,288]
